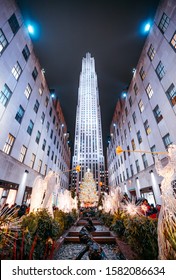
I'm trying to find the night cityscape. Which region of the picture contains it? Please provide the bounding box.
[0,0,176,263]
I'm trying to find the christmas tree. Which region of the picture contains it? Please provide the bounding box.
[79,169,98,207]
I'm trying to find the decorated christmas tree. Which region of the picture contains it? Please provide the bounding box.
[79,169,98,207]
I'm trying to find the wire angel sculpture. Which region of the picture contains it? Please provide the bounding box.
[155,144,176,259]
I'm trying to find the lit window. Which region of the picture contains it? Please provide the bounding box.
[153,105,163,123]
[138,99,144,113]
[162,133,172,148]
[30,153,36,168]
[37,160,42,173]
[170,32,176,51]
[12,61,22,80]
[8,13,19,34]
[3,133,15,155]
[39,83,44,96]
[0,84,12,106]
[146,83,153,99]
[131,139,136,150]
[19,145,27,163]
[22,45,30,61]
[155,61,165,80]
[158,12,170,34]
[15,105,25,124]
[27,120,34,136]
[147,44,156,61]
[166,83,176,106]
[0,28,8,54]
[144,120,151,135]
[24,83,32,99]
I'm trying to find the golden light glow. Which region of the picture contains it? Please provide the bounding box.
[75,165,81,172]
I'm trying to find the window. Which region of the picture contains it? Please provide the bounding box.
[12,61,22,80]
[162,133,172,148]
[44,164,47,176]
[41,112,45,124]
[131,139,136,150]
[123,151,126,161]
[34,99,39,113]
[147,44,156,61]
[3,133,15,155]
[144,120,151,135]
[158,12,170,34]
[50,129,53,139]
[30,153,36,168]
[19,145,27,163]
[22,45,30,61]
[129,96,132,107]
[35,131,41,144]
[139,66,146,81]
[46,121,50,132]
[166,83,176,106]
[42,139,46,151]
[45,96,49,107]
[134,83,138,95]
[0,28,8,54]
[8,13,19,34]
[51,151,54,161]
[142,154,148,169]
[127,145,130,156]
[124,129,127,139]
[138,99,144,112]
[24,83,32,99]
[125,107,128,117]
[47,146,50,156]
[54,135,56,145]
[132,112,136,124]
[146,83,153,99]
[15,105,25,124]
[130,164,134,177]
[137,130,142,144]
[170,32,176,51]
[135,160,140,173]
[126,168,129,179]
[151,145,156,161]
[128,121,132,132]
[0,84,12,106]
[37,160,42,173]
[49,107,52,117]
[54,155,57,164]
[153,105,163,123]
[155,61,165,80]
[39,83,44,96]
[27,120,34,135]
[32,67,38,81]
[53,115,56,124]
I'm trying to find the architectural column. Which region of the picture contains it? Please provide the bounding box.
[135,177,141,199]
[15,170,28,205]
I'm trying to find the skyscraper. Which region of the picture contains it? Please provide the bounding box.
[72,53,105,194]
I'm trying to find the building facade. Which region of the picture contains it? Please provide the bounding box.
[107,0,176,205]
[0,0,71,206]
[72,53,105,194]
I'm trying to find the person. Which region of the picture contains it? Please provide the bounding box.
[147,204,158,219]
[140,199,151,216]
[74,218,108,260]
[17,204,27,217]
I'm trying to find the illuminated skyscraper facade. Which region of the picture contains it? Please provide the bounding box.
[72,53,105,194]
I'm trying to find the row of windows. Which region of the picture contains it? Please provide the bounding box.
[2,133,68,174]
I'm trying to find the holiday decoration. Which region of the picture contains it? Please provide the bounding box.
[79,170,98,207]
[155,144,176,260]
[116,145,168,156]
[102,186,123,214]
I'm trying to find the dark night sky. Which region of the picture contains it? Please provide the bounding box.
[17,0,160,155]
